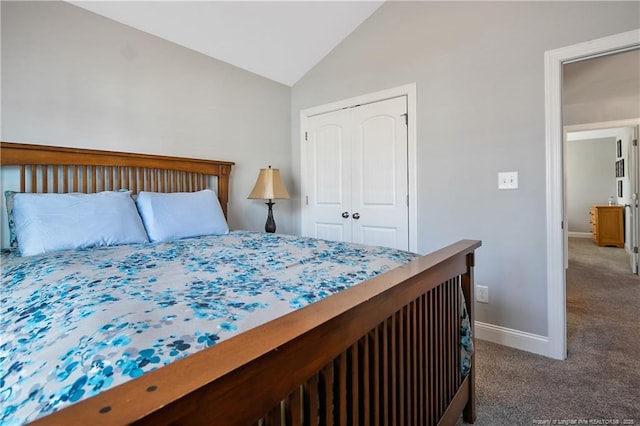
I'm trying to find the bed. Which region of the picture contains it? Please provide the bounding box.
[0,141,480,426]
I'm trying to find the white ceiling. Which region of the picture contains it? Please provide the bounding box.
[69,1,384,86]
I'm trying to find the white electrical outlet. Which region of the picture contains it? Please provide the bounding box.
[498,171,518,189]
[476,285,489,303]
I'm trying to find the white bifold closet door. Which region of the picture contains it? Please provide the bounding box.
[302,96,409,250]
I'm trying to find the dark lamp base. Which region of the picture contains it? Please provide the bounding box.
[265,201,276,233]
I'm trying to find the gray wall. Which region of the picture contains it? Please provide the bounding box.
[292,1,640,336]
[1,1,293,237]
[566,137,616,233]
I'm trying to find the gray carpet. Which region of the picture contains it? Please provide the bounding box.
[458,237,640,425]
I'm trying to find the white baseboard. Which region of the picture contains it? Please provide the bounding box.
[475,321,551,357]
[568,232,591,239]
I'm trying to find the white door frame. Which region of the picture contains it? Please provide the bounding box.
[628,125,640,274]
[300,83,418,253]
[545,29,640,360]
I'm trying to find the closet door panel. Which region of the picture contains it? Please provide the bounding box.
[315,124,345,205]
[360,115,396,206]
[351,96,409,250]
[302,109,352,242]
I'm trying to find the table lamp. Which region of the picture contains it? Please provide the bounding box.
[248,166,290,233]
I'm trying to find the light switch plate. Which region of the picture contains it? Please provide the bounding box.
[477,285,489,303]
[498,171,518,189]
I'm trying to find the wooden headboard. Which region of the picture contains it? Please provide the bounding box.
[0,142,235,218]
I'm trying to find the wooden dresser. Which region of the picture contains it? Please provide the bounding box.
[590,205,624,247]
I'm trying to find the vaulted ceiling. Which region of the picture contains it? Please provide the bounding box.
[69,1,384,86]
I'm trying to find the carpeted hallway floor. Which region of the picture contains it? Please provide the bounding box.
[458,237,640,425]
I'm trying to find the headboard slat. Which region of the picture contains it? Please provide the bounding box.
[20,166,26,192]
[83,166,88,193]
[53,166,59,193]
[42,167,48,193]
[73,167,78,192]
[132,168,138,194]
[31,166,37,192]
[124,167,129,192]
[1,141,234,219]
[63,165,69,193]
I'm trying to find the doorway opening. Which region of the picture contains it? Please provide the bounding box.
[565,124,639,271]
[545,29,640,360]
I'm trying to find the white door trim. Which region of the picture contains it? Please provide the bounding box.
[545,29,640,360]
[300,83,418,253]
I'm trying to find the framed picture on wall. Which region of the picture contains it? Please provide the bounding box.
[617,139,622,158]
[618,180,623,197]
[615,160,625,178]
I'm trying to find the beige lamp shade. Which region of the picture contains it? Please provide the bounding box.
[248,166,290,200]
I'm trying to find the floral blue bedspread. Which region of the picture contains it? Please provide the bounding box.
[0,232,472,425]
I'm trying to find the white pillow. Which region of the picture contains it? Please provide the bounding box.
[135,189,229,243]
[13,191,149,257]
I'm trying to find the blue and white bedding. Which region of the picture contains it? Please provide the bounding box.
[0,232,472,425]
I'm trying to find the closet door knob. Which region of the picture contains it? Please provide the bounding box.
[352,212,360,220]
[341,211,350,218]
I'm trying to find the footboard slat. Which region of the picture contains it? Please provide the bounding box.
[411,300,418,426]
[429,288,437,424]
[398,308,405,425]
[320,363,333,425]
[350,345,359,425]
[417,295,425,425]
[372,327,381,426]
[303,375,318,425]
[337,351,348,425]
[446,280,452,406]
[390,313,397,425]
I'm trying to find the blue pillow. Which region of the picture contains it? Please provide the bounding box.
[135,189,229,243]
[12,191,149,257]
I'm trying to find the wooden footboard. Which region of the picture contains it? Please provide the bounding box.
[32,239,480,426]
